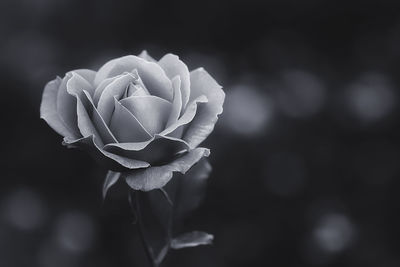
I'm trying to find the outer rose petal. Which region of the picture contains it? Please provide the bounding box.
[40,77,79,139]
[123,147,210,191]
[66,73,106,145]
[66,71,95,97]
[183,68,225,148]
[104,134,190,165]
[56,73,81,137]
[57,71,96,136]
[73,69,97,86]
[94,55,173,101]
[63,135,150,171]
[160,95,208,138]
[158,54,191,108]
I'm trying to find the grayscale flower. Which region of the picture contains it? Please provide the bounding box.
[40,51,224,192]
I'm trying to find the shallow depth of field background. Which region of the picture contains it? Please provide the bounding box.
[1,1,400,266]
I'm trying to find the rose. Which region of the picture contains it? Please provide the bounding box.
[40,51,225,192]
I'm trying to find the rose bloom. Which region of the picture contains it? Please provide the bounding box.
[40,51,224,191]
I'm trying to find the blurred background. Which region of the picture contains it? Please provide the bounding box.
[1,0,400,266]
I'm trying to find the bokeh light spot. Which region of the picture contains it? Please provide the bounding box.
[222,84,273,137]
[278,70,326,118]
[313,213,355,253]
[264,152,307,197]
[55,211,95,253]
[1,188,47,231]
[346,73,396,123]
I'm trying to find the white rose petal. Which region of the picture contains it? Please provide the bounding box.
[56,73,80,136]
[97,73,137,124]
[93,75,120,105]
[40,78,76,138]
[161,95,208,140]
[120,95,172,135]
[124,147,210,191]
[104,134,190,165]
[158,54,191,108]
[183,68,225,148]
[80,90,118,144]
[72,69,97,85]
[109,97,152,143]
[63,135,149,170]
[166,76,182,128]
[95,55,173,101]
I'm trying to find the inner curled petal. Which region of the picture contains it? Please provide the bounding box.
[166,76,182,128]
[158,54,191,109]
[82,90,118,144]
[109,97,152,143]
[120,95,172,135]
[97,73,138,124]
[124,82,148,98]
[104,134,191,165]
[93,76,120,105]
[94,55,173,101]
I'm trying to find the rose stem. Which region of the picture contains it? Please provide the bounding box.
[130,191,159,267]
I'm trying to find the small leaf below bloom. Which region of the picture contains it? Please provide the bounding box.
[103,171,121,199]
[171,231,214,249]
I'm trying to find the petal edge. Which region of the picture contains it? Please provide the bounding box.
[123,147,210,191]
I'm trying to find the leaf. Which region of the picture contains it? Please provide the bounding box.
[171,231,214,249]
[173,159,212,221]
[103,171,120,199]
[136,190,173,264]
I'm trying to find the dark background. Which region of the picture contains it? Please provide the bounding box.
[1,0,400,266]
